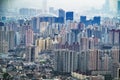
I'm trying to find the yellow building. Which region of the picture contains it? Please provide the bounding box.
[35,38,44,52]
[35,37,53,53]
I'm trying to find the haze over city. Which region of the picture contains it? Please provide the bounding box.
[2,0,105,11]
[1,0,120,80]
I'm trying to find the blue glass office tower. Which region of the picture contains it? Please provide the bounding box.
[59,9,65,18]
[32,17,37,33]
[66,12,74,21]
[0,22,4,26]
[59,9,65,23]
[18,19,24,26]
[80,16,86,23]
[93,16,101,25]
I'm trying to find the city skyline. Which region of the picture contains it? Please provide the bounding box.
[1,0,120,80]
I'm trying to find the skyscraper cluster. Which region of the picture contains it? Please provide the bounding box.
[1,1,120,79]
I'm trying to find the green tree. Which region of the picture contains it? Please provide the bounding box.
[3,73,12,80]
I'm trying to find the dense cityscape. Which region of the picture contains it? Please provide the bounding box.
[0,0,120,80]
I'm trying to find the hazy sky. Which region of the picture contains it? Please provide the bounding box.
[7,0,105,11]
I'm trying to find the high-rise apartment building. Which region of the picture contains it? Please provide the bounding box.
[35,38,45,53]
[25,46,37,62]
[97,49,112,71]
[15,32,21,46]
[45,37,53,50]
[35,37,53,53]
[54,49,78,73]
[108,29,120,46]
[80,37,89,51]
[20,21,31,45]
[7,31,15,50]
[0,22,8,53]
[111,46,120,63]
[78,51,88,73]
[88,49,98,71]
[25,29,33,46]
[101,53,112,71]
[0,31,8,53]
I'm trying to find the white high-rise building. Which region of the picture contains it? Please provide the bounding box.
[42,0,48,13]
[109,0,117,13]
[103,0,118,14]
[117,0,120,13]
